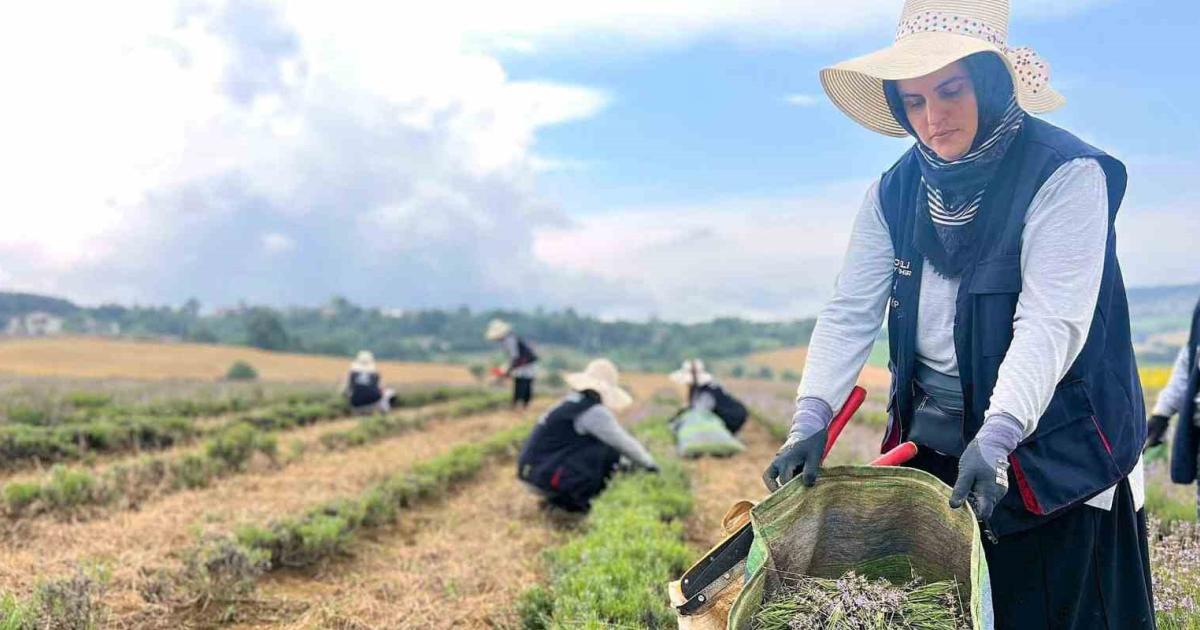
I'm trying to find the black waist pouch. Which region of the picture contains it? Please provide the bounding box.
[908,392,966,457]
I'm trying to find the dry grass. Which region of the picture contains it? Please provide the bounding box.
[746,345,891,393]
[233,463,579,630]
[0,405,538,623]
[0,337,474,385]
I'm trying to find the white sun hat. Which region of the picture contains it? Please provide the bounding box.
[669,359,714,386]
[566,358,634,412]
[820,0,1064,137]
[351,350,377,372]
[484,319,513,342]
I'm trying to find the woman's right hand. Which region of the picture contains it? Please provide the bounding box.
[762,427,828,490]
[761,398,834,491]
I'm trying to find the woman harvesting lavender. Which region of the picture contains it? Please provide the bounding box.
[762,1,1154,627]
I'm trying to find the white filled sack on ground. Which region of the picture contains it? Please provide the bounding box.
[673,408,745,458]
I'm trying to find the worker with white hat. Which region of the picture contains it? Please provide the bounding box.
[761,1,1152,626]
[669,359,749,434]
[517,358,657,512]
[485,318,539,409]
[341,350,396,414]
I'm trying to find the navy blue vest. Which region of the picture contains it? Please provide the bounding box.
[879,118,1145,536]
[513,337,539,369]
[1170,298,1200,484]
[516,391,601,489]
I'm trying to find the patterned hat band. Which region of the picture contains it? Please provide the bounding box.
[895,10,1051,95]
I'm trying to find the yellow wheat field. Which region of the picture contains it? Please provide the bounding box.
[0,336,474,385]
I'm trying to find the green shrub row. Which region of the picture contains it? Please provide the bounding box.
[150,422,533,610]
[2,423,279,517]
[318,393,509,450]
[0,387,491,469]
[519,415,694,629]
[0,567,108,630]
[1,389,504,518]
[2,389,337,428]
[0,415,199,467]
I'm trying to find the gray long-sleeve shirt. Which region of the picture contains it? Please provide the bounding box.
[1153,345,1199,424]
[573,400,657,469]
[795,158,1143,511]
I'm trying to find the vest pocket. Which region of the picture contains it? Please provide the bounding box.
[968,254,1023,357]
[1007,380,1122,516]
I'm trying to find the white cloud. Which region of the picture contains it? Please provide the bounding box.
[0,0,1129,319]
[261,233,296,254]
[784,94,820,107]
[534,180,874,321]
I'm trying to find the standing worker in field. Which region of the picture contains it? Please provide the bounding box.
[670,359,749,434]
[1144,294,1200,519]
[485,318,538,409]
[517,358,657,512]
[761,1,1153,627]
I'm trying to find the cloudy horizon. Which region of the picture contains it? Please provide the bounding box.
[2,1,1197,322]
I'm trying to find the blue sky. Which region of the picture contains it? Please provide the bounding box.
[1,1,1196,321]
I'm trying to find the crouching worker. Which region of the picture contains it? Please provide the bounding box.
[341,351,396,414]
[670,359,749,434]
[517,358,657,512]
[485,318,538,409]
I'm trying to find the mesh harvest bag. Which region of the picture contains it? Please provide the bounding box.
[673,408,745,458]
[727,465,993,629]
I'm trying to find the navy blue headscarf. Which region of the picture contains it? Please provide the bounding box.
[884,52,1025,277]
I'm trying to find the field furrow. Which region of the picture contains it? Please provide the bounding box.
[0,405,539,622]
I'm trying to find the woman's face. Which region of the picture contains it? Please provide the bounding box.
[896,61,979,161]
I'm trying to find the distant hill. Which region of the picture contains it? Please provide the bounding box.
[1127,283,1200,341]
[0,293,816,372]
[2,283,1194,371]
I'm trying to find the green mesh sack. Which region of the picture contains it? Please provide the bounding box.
[728,466,993,629]
[674,408,745,458]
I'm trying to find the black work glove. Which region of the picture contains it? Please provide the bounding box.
[762,427,828,491]
[1145,414,1171,451]
[949,416,1021,521]
[762,398,833,491]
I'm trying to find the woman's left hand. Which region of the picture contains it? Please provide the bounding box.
[949,415,1023,520]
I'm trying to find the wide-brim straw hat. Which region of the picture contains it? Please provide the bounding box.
[484,319,512,341]
[669,359,714,386]
[820,0,1065,137]
[566,358,634,412]
[351,350,377,372]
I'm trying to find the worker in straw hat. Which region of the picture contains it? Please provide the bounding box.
[516,358,658,512]
[1144,293,1200,520]
[669,359,749,435]
[484,318,539,409]
[340,350,396,415]
[761,0,1153,626]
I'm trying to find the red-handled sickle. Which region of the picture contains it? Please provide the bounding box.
[820,386,866,462]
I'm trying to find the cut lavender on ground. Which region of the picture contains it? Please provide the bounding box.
[753,571,970,630]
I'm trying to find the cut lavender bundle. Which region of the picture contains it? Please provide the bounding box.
[753,571,969,630]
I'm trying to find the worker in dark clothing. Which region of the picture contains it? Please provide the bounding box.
[517,358,657,512]
[670,359,749,434]
[1145,294,1200,519]
[340,351,395,414]
[762,2,1153,627]
[485,318,538,408]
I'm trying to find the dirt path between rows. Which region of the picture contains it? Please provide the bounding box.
[230,461,578,630]
[0,405,543,623]
[221,400,673,630]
